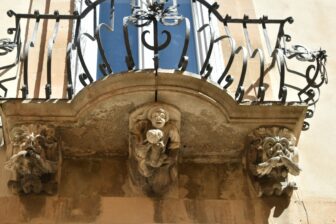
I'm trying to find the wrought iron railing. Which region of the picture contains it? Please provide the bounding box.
[0,0,328,130]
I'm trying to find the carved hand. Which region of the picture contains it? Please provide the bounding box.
[257,156,281,176]
[280,156,301,176]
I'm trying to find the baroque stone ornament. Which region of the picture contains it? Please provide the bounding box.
[4,125,59,195]
[129,103,180,196]
[247,127,301,197]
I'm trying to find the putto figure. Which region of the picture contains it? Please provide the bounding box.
[247,127,301,197]
[129,104,180,196]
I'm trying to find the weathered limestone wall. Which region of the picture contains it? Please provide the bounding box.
[0,71,306,223]
[0,0,333,223]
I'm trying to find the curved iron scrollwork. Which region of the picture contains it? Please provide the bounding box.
[0,10,21,97]
[195,9,293,104]
[66,43,74,99]
[124,0,188,72]
[76,33,95,87]
[46,11,61,99]
[284,45,328,130]
[95,23,113,76]
[198,24,214,80]
[189,1,326,130]
[0,38,16,56]
[0,0,328,130]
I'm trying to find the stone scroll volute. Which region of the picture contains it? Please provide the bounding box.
[247,127,301,197]
[129,103,181,196]
[4,124,59,195]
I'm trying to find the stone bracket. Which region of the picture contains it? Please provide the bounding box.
[246,127,301,197]
[4,124,59,195]
[128,103,181,196]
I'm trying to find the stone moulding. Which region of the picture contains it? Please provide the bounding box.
[0,71,307,127]
[246,127,301,197]
[0,72,307,160]
[128,103,181,196]
[4,124,59,195]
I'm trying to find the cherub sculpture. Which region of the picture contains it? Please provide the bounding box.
[129,105,180,195]
[248,127,301,196]
[5,125,58,194]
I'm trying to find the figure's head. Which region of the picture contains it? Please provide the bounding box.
[20,133,44,154]
[147,107,169,129]
[263,136,291,158]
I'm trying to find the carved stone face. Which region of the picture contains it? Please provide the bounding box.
[263,136,291,158]
[20,134,44,154]
[150,109,167,129]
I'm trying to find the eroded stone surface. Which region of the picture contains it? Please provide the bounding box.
[5,124,59,194]
[0,71,309,222]
[179,162,252,200]
[180,111,245,164]
[247,127,300,197]
[129,103,181,196]
[59,159,127,197]
[59,101,136,158]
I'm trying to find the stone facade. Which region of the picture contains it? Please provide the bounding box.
[0,71,307,223]
[0,0,334,223]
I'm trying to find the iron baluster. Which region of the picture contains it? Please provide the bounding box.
[177,17,190,72]
[234,46,249,103]
[46,11,61,99]
[261,16,273,56]
[123,17,136,70]
[198,24,214,79]
[66,43,74,99]
[76,33,95,87]
[22,10,41,98]
[95,23,114,76]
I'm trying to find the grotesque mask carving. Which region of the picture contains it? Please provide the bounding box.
[4,125,59,194]
[129,104,180,196]
[247,127,300,197]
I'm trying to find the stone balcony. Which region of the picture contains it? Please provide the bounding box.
[0,0,329,223]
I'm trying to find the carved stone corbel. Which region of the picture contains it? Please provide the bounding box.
[4,125,59,195]
[247,127,301,197]
[129,103,181,196]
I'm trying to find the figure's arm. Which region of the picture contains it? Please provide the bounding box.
[256,156,281,176]
[281,156,301,176]
[131,120,149,145]
[167,125,180,150]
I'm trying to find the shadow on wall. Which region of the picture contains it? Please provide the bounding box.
[177,162,292,223]
[263,196,291,218]
[0,159,293,223]
[19,196,46,222]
